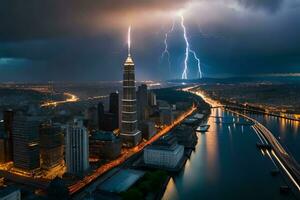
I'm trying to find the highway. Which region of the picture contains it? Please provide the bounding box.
[41,92,79,107]
[188,86,300,192]
[68,104,197,195]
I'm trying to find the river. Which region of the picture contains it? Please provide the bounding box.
[162,108,297,200]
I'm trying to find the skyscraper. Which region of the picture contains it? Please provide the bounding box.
[137,84,149,121]
[120,27,141,147]
[12,116,40,172]
[98,102,104,130]
[3,109,14,161]
[40,122,64,170]
[65,118,89,174]
[109,92,119,130]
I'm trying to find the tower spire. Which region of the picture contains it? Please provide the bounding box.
[128,26,131,57]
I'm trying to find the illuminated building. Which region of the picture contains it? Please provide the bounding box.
[12,116,40,172]
[144,133,184,168]
[65,118,89,174]
[40,122,64,170]
[89,131,121,160]
[120,27,141,147]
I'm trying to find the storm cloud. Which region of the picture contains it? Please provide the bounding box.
[0,0,299,81]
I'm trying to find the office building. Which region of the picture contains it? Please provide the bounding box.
[3,110,14,162]
[148,91,157,107]
[160,109,174,126]
[40,122,64,170]
[98,102,104,130]
[137,84,148,121]
[109,92,119,130]
[89,131,121,160]
[85,106,98,132]
[12,116,40,172]
[120,33,141,147]
[139,120,156,140]
[0,122,8,163]
[65,118,89,174]
[144,133,184,169]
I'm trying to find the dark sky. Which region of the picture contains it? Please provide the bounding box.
[0,0,299,81]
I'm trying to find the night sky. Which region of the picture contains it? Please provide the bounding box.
[0,0,299,81]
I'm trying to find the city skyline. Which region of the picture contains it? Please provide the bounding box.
[0,0,299,81]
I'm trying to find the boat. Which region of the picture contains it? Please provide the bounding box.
[256,142,272,150]
[271,169,280,176]
[280,186,290,194]
[196,125,210,132]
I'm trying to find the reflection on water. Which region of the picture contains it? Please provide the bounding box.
[249,113,300,163]
[162,108,295,200]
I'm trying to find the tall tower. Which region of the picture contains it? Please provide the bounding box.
[65,118,89,174]
[120,26,141,147]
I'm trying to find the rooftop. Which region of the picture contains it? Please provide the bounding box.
[90,131,119,141]
[0,186,19,198]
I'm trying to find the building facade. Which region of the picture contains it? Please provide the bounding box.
[144,134,184,168]
[109,92,119,130]
[89,131,121,160]
[137,84,148,121]
[3,109,14,162]
[120,50,141,147]
[12,116,40,172]
[65,118,89,174]
[40,122,64,170]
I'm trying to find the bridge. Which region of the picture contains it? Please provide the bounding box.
[211,105,300,122]
[187,87,300,192]
[228,109,300,192]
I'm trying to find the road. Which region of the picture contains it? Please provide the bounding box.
[41,92,79,107]
[188,86,300,192]
[68,104,197,195]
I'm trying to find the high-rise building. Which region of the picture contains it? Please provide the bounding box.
[12,116,40,172]
[0,122,7,163]
[89,131,121,160]
[109,92,119,130]
[40,122,64,170]
[3,109,14,161]
[137,84,148,121]
[148,91,157,107]
[85,106,98,132]
[98,102,104,130]
[65,118,89,174]
[120,28,141,147]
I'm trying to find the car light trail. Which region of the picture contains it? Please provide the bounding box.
[41,92,79,107]
[68,105,197,194]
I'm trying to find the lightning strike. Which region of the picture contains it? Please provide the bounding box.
[161,14,203,79]
[180,14,189,79]
[128,26,131,56]
[161,21,175,73]
[190,49,202,79]
[180,14,203,79]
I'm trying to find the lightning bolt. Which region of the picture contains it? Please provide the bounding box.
[161,21,175,73]
[161,14,203,79]
[180,14,189,79]
[180,14,203,79]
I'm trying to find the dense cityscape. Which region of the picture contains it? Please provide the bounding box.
[1,0,300,200]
